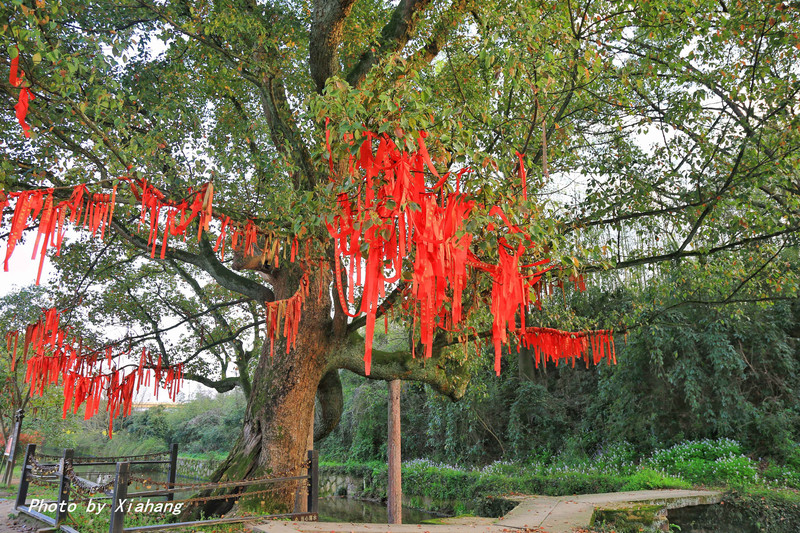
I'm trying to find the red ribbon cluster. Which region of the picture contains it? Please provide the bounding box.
[9,54,34,138]
[515,327,615,368]
[128,179,213,259]
[265,272,309,358]
[6,307,183,437]
[127,177,310,266]
[0,177,310,280]
[325,129,558,375]
[1,186,117,284]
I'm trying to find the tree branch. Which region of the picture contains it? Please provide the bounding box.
[327,332,471,401]
[181,373,241,394]
[589,225,800,272]
[310,0,358,92]
[346,0,434,87]
[347,282,406,333]
[170,259,256,397]
[109,217,274,302]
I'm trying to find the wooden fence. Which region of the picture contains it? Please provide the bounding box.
[14,444,318,533]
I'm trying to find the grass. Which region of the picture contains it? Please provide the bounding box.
[1,478,249,533]
[6,438,799,530]
[321,439,799,518]
[321,452,691,516]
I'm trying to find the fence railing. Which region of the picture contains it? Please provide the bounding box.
[14,444,319,533]
[15,444,178,533]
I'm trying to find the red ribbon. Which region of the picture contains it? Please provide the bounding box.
[324,126,561,374]
[10,54,35,138]
[8,307,185,438]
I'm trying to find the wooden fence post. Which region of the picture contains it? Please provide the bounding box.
[166,443,178,502]
[306,450,318,515]
[55,449,74,526]
[2,409,24,485]
[109,462,130,533]
[15,444,35,509]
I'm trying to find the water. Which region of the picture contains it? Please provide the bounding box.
[81,467,446,524]
[74,466,203,500]
[668,505,759,533]
[318,497,446,524]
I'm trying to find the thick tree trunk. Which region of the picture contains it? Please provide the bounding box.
[186,256,472,518]
[193,268,334,516]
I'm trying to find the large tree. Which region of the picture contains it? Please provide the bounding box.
[2,0,799,513]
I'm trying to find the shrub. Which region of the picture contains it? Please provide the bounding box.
[646,438,758,485]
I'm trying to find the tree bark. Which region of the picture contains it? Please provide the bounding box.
[191,267,333,516]
[387,379,402,524]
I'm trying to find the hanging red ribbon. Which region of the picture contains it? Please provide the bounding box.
[323,126,563,374]
[9,307,184,437]
[9,54,35,138]
[515,327,615,369]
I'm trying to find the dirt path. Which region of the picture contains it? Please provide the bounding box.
[0,498,37,533]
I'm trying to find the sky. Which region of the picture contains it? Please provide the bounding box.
[0,235,209,403]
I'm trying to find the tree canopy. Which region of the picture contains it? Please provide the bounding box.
[1,0,799,512]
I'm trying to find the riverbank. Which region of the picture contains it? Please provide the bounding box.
[249,489,723,533]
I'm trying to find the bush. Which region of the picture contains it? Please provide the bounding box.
[762,464,800,489]
[321,456,688,516]
[647,438,758,486]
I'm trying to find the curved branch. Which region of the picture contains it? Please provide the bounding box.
[126,287,173,365]
[117,299,251,344]
[181,373,241,394]
[310,0,358,92]
[185,319,266,362]
[327,332,471,401]
[256,76,317,188]
[591,225,800,272]
[109,218,274,302]
[347,282,406,333]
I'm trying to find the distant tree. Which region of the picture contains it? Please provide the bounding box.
[0,287,78,449]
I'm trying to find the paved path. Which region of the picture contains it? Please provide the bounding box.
[248,489,723,533]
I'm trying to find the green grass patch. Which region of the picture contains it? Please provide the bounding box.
[320,457,689,516]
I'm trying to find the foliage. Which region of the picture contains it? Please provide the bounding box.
[321,288,800,472]
[322,455,689,515]
[67,391,247,457]
[646,438,758,486]
[2,0,800,499]
[724,487,800,532]
[591,296,800,461]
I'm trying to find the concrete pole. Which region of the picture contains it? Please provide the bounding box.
[387,379,402,524]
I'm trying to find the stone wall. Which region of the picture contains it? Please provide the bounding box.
[319,472,366,498]
[175,456,220,480]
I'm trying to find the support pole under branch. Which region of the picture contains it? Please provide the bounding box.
[387,379,402,524]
